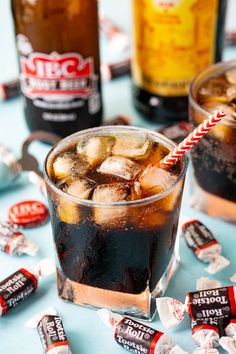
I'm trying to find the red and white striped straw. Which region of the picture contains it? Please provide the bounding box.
[160,110,227,167]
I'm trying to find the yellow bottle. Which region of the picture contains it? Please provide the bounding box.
[132,0,228,123]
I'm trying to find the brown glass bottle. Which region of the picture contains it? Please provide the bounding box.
[131,0,228,123]
[11,0,103,137]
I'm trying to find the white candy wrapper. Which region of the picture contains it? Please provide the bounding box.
[182,220,229,274]
[26,307,72,354]
[193,348,219,354]
[0,258,55,316]
[219,337,236,353]
[205,255,230,275]
[230,274,236,283]
[225,318,236,338]
[26,307,57,328]
[0,221,38,256]
[156,297,185,328]
[196,277,222,291]
[34,258,55,277]
[171,346,189,354]
[98,309,188,354]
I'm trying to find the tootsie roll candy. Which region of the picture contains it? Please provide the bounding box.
[157,287,236,328]
[98,309,188,354]
[26,307,72,354]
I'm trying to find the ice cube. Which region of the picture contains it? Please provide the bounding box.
[53,152,75,180]
[92,183,130,227]
[158,179,184,211]
[93,183,130,203]
[56,176,96,224]
[97,156,141,181]
[112,132,152,160]
[75,159,90,176]
[199,78,236,104]
[57,198,80,224]
[139,165,178,195]
[143,143,170,166]
[225,67,236,84]
[58,176,96,199]
[131,203,167,229]
[77,136,115,168]
[203,102,236,121]
[202,102,236,142]
[130,181,142,200]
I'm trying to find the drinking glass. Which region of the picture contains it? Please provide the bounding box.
[189,61,236,223]
[44,126,187,320]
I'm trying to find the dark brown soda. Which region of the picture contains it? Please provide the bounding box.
[191,66,236,204]
[48,197,181,295]
[48,136,183,297]
[191,134,236,203]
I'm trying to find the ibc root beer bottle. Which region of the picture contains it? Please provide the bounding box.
[132,0,227,123]
[11,0,103,137]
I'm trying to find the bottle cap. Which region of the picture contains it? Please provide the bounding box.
[8,200,49,228]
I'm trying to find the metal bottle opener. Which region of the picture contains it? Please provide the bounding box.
[0,131,61,194]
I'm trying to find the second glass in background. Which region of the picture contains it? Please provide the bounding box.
[189,60,236,223]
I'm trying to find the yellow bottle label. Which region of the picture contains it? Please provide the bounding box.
[132,0,219,96]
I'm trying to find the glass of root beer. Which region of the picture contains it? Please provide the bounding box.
[189,60,236,223]
[44,126,187,320]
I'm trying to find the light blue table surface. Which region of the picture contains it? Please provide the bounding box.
[0,1,236,353]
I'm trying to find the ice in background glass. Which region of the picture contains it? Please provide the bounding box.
[44,126,186,320]
[189,61,236,223]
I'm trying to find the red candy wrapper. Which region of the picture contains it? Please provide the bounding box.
[0,79,20,101]
[98,309,188,354]
[0,221,38,256]
[0,259,55,316]
[182,220,230,274]
[26,307,72,354]
[156,287,236,329]
[101,59,131,81]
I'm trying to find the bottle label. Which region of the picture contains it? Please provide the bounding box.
[18,47,101,121]
[20,51,98,98]
[132,0,219,96]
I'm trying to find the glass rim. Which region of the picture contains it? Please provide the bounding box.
[44,125,187,207]
[189,60,236,129]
